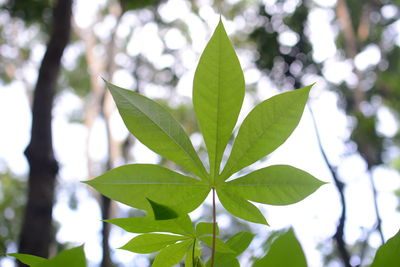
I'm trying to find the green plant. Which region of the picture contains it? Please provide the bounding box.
[83,18,324,266]
[9,18,400,267]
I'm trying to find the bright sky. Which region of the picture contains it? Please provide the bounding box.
[1,0,400,266]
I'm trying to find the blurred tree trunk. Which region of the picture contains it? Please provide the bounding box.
[18,0,73,265]
[77,3,123,266]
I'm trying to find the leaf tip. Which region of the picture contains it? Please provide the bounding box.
[101,77,108,84]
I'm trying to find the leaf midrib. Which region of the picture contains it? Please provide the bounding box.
[212,25,222,180]
[89,181,209,186]
[225,182,319,187]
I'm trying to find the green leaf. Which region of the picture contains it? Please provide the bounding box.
[220,85,312,180]
[9,246,86,267]
[8,253,46,266]
[223,165,325,205]
[195,222,219,237]
[105,81,207,179]
[120,233,187,254]
[152,240,192,267]
[200,236,235,253]
[206,254,239,267]
[85,164,209,214]
[147,198,179,220]
[371,230,400,267]
[193,19,245,178]
[253,229,307,267]
[106,215,194,236]
[205,232,254,267]
[226,232,255,256]
[217,190,268,225]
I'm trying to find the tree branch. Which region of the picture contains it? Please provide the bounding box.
[308,105,352,267]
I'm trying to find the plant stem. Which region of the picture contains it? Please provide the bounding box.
[210,188,217,267]
[192,239,196,265]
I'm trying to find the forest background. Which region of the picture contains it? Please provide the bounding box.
[0,0,400,266]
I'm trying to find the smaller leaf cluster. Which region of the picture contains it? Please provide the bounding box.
[9,228,400,267]
[107,214,253,267]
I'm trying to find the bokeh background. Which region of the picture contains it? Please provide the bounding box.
[0,0,400,266]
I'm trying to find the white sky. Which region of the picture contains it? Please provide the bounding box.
[1,0,400,266]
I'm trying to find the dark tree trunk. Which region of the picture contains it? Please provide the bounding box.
[18,0,73,265]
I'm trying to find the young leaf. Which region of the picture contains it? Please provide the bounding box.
[195,222,219,237]
[105,81,207,179]
[223,165,325,205]
[120,233,187,253]
[205,232,255,267]
[217,190,268,225]
[193,19,245,178]
[152,240,192,267]
[253,228,307,267]
[147,198,179,220]
[8,254,46,266]
[85,164,209,214]
[371,230,400,267]
[106,215,194,236]
[220,85,312,180]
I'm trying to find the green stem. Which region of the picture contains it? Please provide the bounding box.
[210,188,217,267]
[192,239,196,265]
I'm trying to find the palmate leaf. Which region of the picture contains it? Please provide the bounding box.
[253,228,307,267]
[85,21,326,264]
[85,164,209,214]
[109,215,235,267]
[193,19,245,179]
[220,85,312,181]
[105,81,208,179]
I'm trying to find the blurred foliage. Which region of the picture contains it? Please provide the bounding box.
[62,54,91,98]
[250,1,319,90]
[351,112,383,167]
[119,0,165,12]
[1,0,53,30]
[1,0,52,23]
[0,171,25,256]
